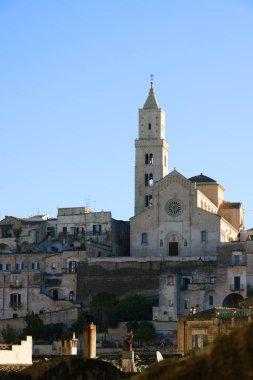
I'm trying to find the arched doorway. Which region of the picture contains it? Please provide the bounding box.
[166,232,182,257]
[222,293,244,308]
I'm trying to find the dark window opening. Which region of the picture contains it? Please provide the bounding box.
[93,224,102,235]
[192,334,208,350]
[145,154,153,165]
[169,242,178,256]
[63,227,67,236]
[145,174,149,186]
[141,233,148,244]
[201,230,207,242]
[182,277,191,290]
[209,295,214,306]
[10,293,21,308]
[148,123,151,130]
[68,261,77,273]
[145,195,153,208]
[234,276,241,290]
[234,255,240,265]
[69,291,74,301]
[52,289,58,301]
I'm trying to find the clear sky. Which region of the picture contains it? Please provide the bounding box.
[1,0,253,227]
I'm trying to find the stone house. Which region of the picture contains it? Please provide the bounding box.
[153,260,216,322]
[0,215,56,253]
[55,207,129,257]
[0,250,85,319]
[177,307,253,354]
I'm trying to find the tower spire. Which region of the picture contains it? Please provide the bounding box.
[143,75,159,109]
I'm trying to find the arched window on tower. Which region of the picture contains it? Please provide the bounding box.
[145,154,153,165]
[149,173,154,186]
[145,195,152,208]
[141,233,148,244]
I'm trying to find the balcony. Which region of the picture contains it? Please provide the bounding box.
[9,302,23,310]
[229,284,245,291]
[9,282,22,289]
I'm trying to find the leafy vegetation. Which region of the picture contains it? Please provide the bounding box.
[115,294,153,321]
[1,324,18,343]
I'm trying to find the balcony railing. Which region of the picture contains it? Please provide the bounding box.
[9,282,22,289]
[9,302,23,310]
[230,284,245,291]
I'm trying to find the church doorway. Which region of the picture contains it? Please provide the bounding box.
[222,293,244,308]
[166,232,181,257]
[169,242,178,256]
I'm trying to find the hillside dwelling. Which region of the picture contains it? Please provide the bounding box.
[177,307,253,354]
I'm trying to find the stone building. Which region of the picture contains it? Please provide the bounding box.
[215,239,253,308]
[0,250,84,320]
[130,82,243,258]
[177,307,253,354]
[0,209,130,257]
[153,260,216,322]
[0,214,55,253]
[55,207,129,257]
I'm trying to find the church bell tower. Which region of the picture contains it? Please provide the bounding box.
[134,80,169,215]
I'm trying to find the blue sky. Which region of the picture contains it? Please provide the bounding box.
[1,0,253,227]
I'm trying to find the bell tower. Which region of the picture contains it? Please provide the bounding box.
[134,80,169,215]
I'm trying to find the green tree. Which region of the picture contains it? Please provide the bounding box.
[72,311,95,335]
[22,313,45,340]
[90,292,119,332]
[1,324,17,344]
[43,323,65,340]
[133,321,156,346]
[115,294,153,321]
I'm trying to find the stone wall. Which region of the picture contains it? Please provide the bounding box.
[76,257,216,306]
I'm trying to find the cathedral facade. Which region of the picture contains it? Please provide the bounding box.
[130,83,244,258]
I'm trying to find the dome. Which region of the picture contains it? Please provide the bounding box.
[189,173,216,183]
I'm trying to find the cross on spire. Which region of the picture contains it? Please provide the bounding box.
[150,74,154,88]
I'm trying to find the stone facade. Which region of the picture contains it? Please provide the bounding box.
[0,250,84,319]
[0,209,130,257]
[76,257,215,313]
[177,307,253,354]
[215,240,253,308]
[0,215,54,253]
[55,207,129,257]
[130,85,243,258]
